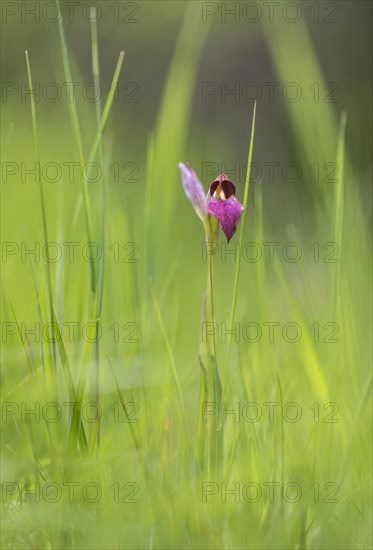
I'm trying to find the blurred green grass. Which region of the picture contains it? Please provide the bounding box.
[1,1,372,548]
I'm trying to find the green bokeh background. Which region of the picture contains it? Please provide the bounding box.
[1,1,372,548]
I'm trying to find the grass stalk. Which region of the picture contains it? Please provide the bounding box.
[333,111,347,316]
[227,102,257,361]
[25,50,56,376]
[70,50,125,233]
[90,5,105,452]
[150,283,202,481]
[56,0,96,292]
[87,51,125,166]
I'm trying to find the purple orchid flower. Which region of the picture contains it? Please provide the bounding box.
[207,173,244,243]
[179,163,243,242]
[178,162,208,222]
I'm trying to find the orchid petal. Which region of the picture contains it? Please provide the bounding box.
[208,196,243,243]
[178,162,208,221]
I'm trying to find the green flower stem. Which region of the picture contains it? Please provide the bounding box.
[197,216,222,479]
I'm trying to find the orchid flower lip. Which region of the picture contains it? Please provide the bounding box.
[208,195,243,243]
[207,173,243,243]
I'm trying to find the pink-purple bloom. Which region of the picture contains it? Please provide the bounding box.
[179,163,243,242]
[178,162,208,221]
